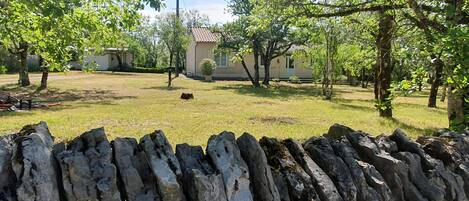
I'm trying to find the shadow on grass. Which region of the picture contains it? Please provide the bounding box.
[141,86,187,90]
[1,84,137,115]
[384,118,437,136]
[1,84,136,102]
[214,83,324,99]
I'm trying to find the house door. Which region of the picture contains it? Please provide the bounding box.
[285,55,295,77]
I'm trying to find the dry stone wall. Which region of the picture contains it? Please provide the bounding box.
[0,122,468,201]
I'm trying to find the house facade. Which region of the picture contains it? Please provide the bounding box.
[186,28,313,80]
[81,48,133,71]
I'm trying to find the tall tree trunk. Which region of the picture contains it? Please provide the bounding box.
[252,42,261,87]
[447,85,468,131]
[440,84,447,102]
[39,56,48,90]
[116,53,123,71]
[262,56,271,86]
[175,50,180,77]
[18,42,30,87]
[428,56,444,107]
[323,32,333,100]
[240,58,256,86]
[376,12,394,118]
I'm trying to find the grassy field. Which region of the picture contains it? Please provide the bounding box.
[0,72,448,146]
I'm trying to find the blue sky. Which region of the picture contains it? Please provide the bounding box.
[140,0,235,24]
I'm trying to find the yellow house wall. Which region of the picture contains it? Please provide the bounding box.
[186,38,313,79]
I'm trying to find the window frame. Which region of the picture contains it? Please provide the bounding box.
[285,55,295,69]
[214,51,229,68]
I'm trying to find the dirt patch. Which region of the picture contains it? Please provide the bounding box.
[249,116,300,125]
[252,101,277,105]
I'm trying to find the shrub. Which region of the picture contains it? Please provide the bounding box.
[0,65,7,74]
[125,67,167,74]
[82,61,99,73]
[200,58,216,76]
[289,76,301,84]
[272,78,280,83]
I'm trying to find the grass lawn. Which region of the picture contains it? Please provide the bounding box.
[0,72,448,146]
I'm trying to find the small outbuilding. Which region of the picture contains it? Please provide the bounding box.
[82,48,133,71]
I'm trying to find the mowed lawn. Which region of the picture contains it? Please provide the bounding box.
[0,72,448,146]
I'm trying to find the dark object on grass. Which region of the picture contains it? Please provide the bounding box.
[180,93,194,100]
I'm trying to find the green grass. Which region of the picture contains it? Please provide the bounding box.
[0,72,448,146]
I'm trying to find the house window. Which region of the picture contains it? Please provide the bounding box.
[214,52,229,67]
[286,55,295,69]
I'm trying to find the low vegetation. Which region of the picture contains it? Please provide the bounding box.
[0,72,447,146]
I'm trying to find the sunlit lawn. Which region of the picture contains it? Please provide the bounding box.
[0,71,448,146]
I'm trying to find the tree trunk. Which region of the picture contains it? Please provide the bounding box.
[169,51,174,77]
[440,84,447,102]
[175,50,180,77]
[18,42,30,87]
[375,12,394,118]
[447,85,468,131]
[116,53,123,71]
[39,56,48,90]
[252,43,261,87]
[323,30,334,100]
[240,58,256,86]
[428,56,444,107]
[262,56,271,86]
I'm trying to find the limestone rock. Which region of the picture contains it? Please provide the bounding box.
[283,139,342,201]
[390,129,432,171]
[0,134,17,201]
[325,123,355,140]
[55,127,121,201]
[206,131,253,201]
[376,135,398,153]
[346,131,414,201]
[330,139,385,201]
[417,136,462,168]
[456,162,469,199]
[112,137,160,201]
[140,131,186,201]
[303,137,357,201]
[272,170,291,201]
[356,161,392,201]
[237,133,280,201]
[260,137,318,201]
[425,156,468,201]
[393,152,445,201]
[12,122,61,201]
[175,143,227,201]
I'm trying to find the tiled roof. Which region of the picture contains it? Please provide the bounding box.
[191,27,219,43]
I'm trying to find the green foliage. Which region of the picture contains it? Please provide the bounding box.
[392,80,416,97]
[125,67,167,74]
[0,0,153,74]
[289,76,301,84]
[156,13,190,67]
[411,67,428,88]
[82,61,99,74]
[200,59,216,76]
[0,65,7,74]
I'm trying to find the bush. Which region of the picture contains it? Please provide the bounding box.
[0,65,7,74]
[289,76,302,84]
[272,78,280,83]
[125,67,167,74]
[82,61,99,73]
[200,59,216,76]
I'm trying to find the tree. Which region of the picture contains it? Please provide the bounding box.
[0,0,162,88]
[156,13,190,72]
[219,0,307,87]
[272,0,468,127]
